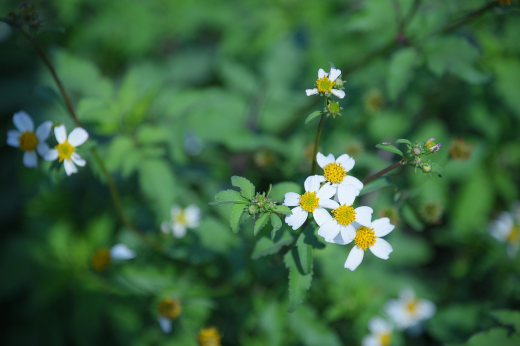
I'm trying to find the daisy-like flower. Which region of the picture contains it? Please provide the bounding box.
[7,111,53,168]
[489,210,519,258]
[161,204,201,238]
[45,124,88,175]
[425,137,441,153]
[385,288,436,330]
[317,184,373,244]
[157,298,182,334]
[283,175,338,230]
[305,67,345,99]
[344,217,395,271]
[362,317,393,346]
[91,243,136,271]
[316,152,364,196]
[198,326,222,346]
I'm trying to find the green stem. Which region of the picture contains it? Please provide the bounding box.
[310,98,327,175]
[362,160,407,185]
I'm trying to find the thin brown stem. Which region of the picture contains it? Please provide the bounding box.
[363,160,407,185]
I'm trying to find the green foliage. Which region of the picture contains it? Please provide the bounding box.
[375,143,404,157]
[305,111,322,125]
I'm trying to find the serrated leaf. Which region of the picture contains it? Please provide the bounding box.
[254,213,270,236]
[490,310,520,333]
[230,204,247,234]
[296,233,312,275]
[231,176,255,200]
[209,190,249,206]
[275,205,292,215]
[375,143,404,157]
[251,231,293,259]
[305,111,322,125]
[270,214,282,239]
[302,224,325,249]
[359,176,393,196]
[396,138,412,145]
[284,247,313,313]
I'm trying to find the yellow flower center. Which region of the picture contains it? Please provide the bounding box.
[176,211,187,225]
[332,204,356,226]
[507,225,519,244]
[55,140,74,162]
[406,299,419,314]
[158,298,182,319]
[18,131,38,152]
[299,191,319,213]
[198,327,222,346]
[378,332,392,346]
[316,75,335,94]
[354,226,377,250]
[92,248,111,271]
[323,162,346,184]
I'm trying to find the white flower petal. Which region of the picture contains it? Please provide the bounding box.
[372,217,395,237]
[361,335,379,346]
[318,68,327,79]
[316,152,328,168]
[7,130,20,147]
[355,206,373,226]
[345,246,364,271]
[331,89,345,99]
[110,243,136,260]
[285,207,307,230]
[54,125,67,144]
[400,288,416,301]
[417,300,436,321]
[343,175,364,193]
[63,159,77,175]
[317,183,336,199]
[36,143,50,157]
[304,175,321,193]
[305,88,319,96]
[23,151,37,168]
[340,224,356,244]
[161,221,171,234]
[68,127,89,147]
[368,317,391,334]
[284,192,301,207]
[318,218,340,241]
[337,184,356,206]
[158,316,172,334]
[313,207,332,226]
[71,153,86,167]
[498,211,514,228]
[13,111,34,132]
[370,238,393,259]
[172,224,187,238]
[35,121,52,141]
[170,205,182,218]
[319,198,339,209]
[184,205,201,227]
[331,231,348,245]
[329,68,341,81]
[336,154,355,171]
[45,149,59,161]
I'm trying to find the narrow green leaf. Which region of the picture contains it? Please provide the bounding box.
[284,247,313,313]
[359,177,393,196]
[296,233,313,275]
[490,310,520,333]
[305,111,322,125]
[231,176,255,200]
[396,138,412,145]
[209,190,249,206]
[251,232,293,259]
[375,143,404,157]
[270,214,282,239]
[275,205,292,215]
[254,213,270,235]
[230,204,247,234]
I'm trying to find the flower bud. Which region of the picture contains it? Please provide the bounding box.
[412,146,422,156]
[335,78,344,88]
[425,137,441,153]
[414,157,422,165]
[248,204,258,215]
[326,101,340,116]
[421,163,432,174]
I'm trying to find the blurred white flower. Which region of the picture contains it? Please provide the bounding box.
[283,175,338,230]
[161,204,201,238]
[317,184,373,244]
[110,243,136,260]
[362,317,393,346]
[91,243,135,271]
[7,111,53,168]
[344,217,394,271]
[305,67,345,99]
[385,288,436,330]
[45,124,88,175]
[489,209,519,258]
[157,298,181,334]
[316,152,364,196]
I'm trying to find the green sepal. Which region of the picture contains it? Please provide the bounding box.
[231,176,255,200]
[375,143,404,157]
[305,111,322,125]
[209,190,249,205]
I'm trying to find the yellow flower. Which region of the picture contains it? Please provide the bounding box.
[198,327,222,346]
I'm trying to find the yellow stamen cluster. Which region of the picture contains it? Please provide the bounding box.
[507,225,519,244]
[406,299,419,315]
[18,131,38,152]
[332,204,356,226]
[92,248,111,271]
[299,191,319,213]
[323,162,346,184]
[316,75,335,94]
[378,333,392,346]
[197,326,222,346]
[176,211,187,225]
[354,226,377,250]
[158,298,182,319]
[55,140,74,162]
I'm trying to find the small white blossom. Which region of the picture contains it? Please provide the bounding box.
[489,209,519,258]
[385,288,436,330]
[316,152,364,196]
[110,243,136,260]
[45,124,88,175]
[362,317,393,346]
[161,204,201,238]
[305,68,345,99]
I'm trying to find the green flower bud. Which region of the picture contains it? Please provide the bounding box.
[421,163,432,174]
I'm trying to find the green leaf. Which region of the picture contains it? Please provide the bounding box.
[375,143,404,156]
[396,138,412,145]
[387,47,418,101]
[296,233,313,275]
[305,111,322,125]
[274,205,292,215]
[251,231,294,259]
[460,328,520,346]
[359,176,393,196]
[270,214,282,239]
[209,190,249,206]
[302,224,325,249]
[254,213,270,236]
[138,159,176,217]
[231,176,255,200]
[284,247,313,313]
[230,204,247,234]
[490,310,520,333]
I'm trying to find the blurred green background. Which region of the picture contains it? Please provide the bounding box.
[1,0,519,345]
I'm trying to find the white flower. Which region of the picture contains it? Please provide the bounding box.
[362,317,393,346]
[161,204,201,238]
[385,288,436,330]
[316,152,364,196]
[92,243,135,271]
[157,298,181,334]
[283,175,338,230]
[317,184,373,244]
[344,217,394,271]
[7,111,53,168]
[110,243,136,260]
[305,68,345,99]
[489,210,519,258]
[45,124,88,175]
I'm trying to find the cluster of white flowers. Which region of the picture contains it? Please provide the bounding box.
[283,152,395,271]
[489,202,520,258]
[7,111,89,176]
[161,204,201,238]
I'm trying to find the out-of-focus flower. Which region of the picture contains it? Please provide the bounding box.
[385,288,436,330]
[198,326,222,346]
[344,217,394,271]
[362,317,393,346]
[157,298,182,334]
[425,137,441,153]
[496,0,511,5]
[364,89,384,113]
[305,67,345,99]
[489,209,519,258]
[316,152,364,196]
[7,111,52,168]
[420,201,444,224]
[449,138,473,161]
[345,140,365,158]
[161,205,201,238]
[317,184,373,244]
[45,124,88,175]
[378,206,399,226]
[253,149,275,168]
[283,175,338,230]
[91,244,136,271]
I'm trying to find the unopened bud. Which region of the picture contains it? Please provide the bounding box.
[326,101,340,116]
[335,78,344,88]
[412,146,422,156]
[421,163,432,174]
[248,205,258,215]
[414,157,422,165]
